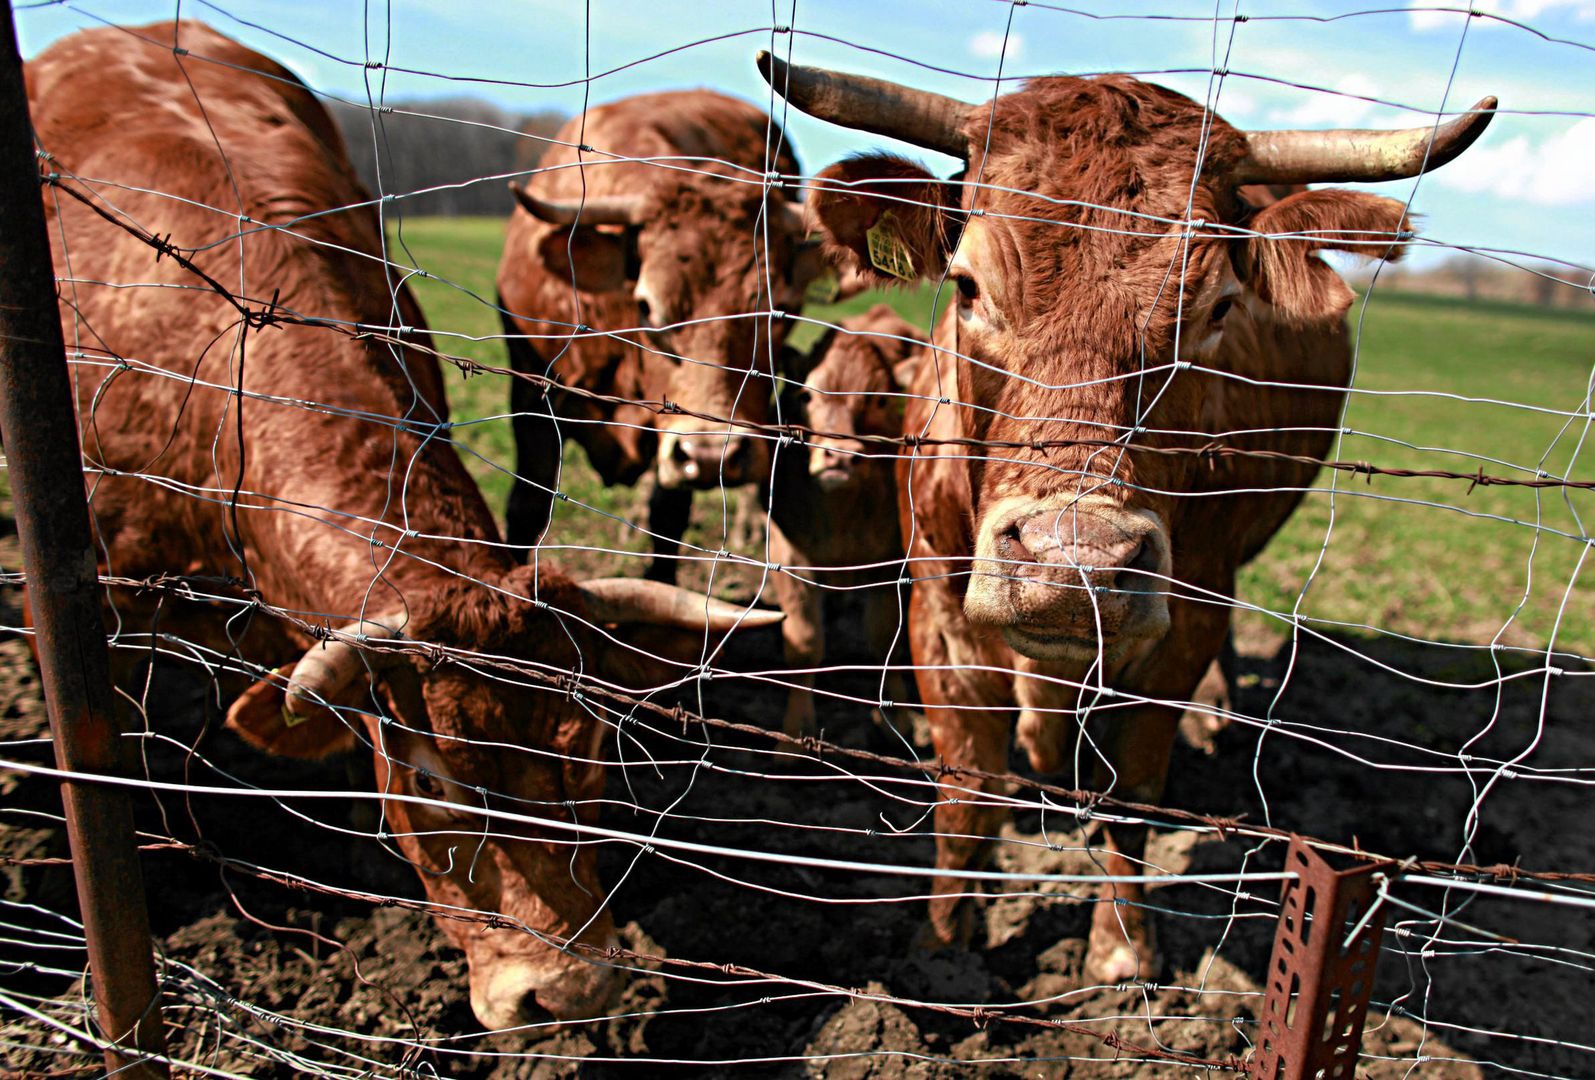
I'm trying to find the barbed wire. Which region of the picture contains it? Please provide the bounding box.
[3,1,1593,1076]
[34,172,1595,515]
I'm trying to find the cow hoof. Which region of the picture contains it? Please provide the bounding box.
[916,901,975,951]
[1022,742,1064,774]
[1078,931,1154,989]
[1084,939,1156,986]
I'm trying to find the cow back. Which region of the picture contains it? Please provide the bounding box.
[30,21,503,615]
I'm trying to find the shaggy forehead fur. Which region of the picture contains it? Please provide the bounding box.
[640,177,800,290]
[956,75,1248,341]
[403,567,597,742]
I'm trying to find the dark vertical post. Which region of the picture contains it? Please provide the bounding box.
[1250,838,1388,1080]
[0,5,168,1076]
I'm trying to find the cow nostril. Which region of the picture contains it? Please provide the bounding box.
[669,438,692,464]
[516,989,557,1029]
[724,437,748,467]
[636,296,652,325]
[1098,536,1160,595]
[997,522,1035,565]
[1124,535,1161,580]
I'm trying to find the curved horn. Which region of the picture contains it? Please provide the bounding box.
[577,578,784,631]
[285,616,408,717]
[508,182,648,226]
[756,51,971,160]
[1235,96,1498,185]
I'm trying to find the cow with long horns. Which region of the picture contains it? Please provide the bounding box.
[759,52,1493,983]
[28,21,780,1030]
[497,92,830,577]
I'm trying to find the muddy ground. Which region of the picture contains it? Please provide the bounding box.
[2,520,1593,1077]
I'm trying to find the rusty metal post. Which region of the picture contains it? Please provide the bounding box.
[1250,838,1389,1080]
[0,5,168,1075]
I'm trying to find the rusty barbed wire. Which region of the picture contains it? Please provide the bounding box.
[36,170,1595,501]
[5,2,1594,1077]
[15,569,1590,892]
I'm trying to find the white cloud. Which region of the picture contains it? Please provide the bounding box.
[1273,73,1383,127]
[1409,0,1595,31]
[969,29,1023,61]
[1433,117,1595,205]
[1206,86,1260,124]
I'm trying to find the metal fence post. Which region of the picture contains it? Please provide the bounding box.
[0,3,169,1075]
[1250,838,1389,1080]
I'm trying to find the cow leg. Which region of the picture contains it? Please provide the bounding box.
[862,585,915,739]
[1180,626,1237,752]
[503,333,561,558]
[769,526,821,736]
[643,484,693,584]
[1083,701,1181,985]
[1014,669,1074,775]
[923,706,1011,947]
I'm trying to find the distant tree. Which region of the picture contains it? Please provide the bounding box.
[1530,263,1562,308]
[515,111,568,175]
[1454,255,1482,302]
[329,97,568,216]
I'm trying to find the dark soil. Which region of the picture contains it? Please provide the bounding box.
[3,524,1591,1078]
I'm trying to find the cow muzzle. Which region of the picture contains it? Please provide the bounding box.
[808,442,858,492]
[964,494,1172,661]
[656,428,764,488]
[467,932,624,1030]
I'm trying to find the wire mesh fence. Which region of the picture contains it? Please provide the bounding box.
[1,1,1592,1076]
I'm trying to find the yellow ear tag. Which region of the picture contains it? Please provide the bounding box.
[804,268,841,305]
[866,211,916,281]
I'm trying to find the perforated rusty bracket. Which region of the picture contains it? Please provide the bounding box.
[1250,838,1389,1080]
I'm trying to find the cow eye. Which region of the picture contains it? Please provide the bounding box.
[953,273,980,306]
[413,770,445,800]
[1210,298,1234,325]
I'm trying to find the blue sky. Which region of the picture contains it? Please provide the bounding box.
[17,0,1595,279]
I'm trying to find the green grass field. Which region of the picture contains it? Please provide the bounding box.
[391,216,1595,660]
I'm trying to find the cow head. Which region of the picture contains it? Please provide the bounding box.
[761,53,1494,662]
[798,303,924,491]
[511,177,830,490]
[226,567,780,1029]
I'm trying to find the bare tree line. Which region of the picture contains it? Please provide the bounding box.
[1364,254,1594,310]
[331,98,1591,318]
[329,97,566,217]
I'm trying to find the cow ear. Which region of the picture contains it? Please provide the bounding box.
[535,226,634,293]
[779,342,821,387]
[892,355,922,392]
[1242,189,1411,324]
[809,154,957,287]
[225,663,361,759]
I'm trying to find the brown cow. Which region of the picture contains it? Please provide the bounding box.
[496,92,828,579]
[761,54,1493,982]
[767,303,925,735]
[27,21,778,1029]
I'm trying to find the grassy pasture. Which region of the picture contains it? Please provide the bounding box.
[391,215,1594,660]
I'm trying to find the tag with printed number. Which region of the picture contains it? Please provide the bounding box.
[866,211,916,281]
